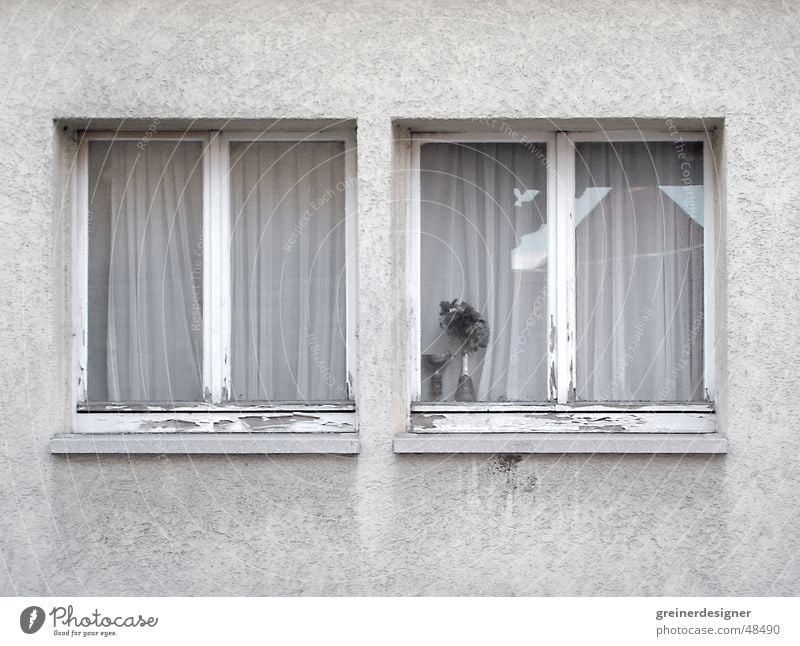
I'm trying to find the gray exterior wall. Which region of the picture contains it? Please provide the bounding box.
[1,0,799,595]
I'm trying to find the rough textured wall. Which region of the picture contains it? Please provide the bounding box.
[1,0,799,595]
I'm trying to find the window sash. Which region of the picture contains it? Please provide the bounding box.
[74,129,357,410]
[408,130,715,408]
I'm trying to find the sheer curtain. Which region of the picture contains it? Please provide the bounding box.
[575,141,704,401]
[419,142,549,402]
[87,140,204,402]
[229,141,347,402]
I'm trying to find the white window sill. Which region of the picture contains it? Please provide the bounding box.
[400,408,724,454]
[393,432,727,454]
[50,432,359,455]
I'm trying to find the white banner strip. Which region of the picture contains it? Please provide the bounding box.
[1,597,797,646]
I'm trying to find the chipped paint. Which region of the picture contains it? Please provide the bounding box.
[548,314,558,400]
[73,411,356,434]
[568,358,575,400]
[578,424,625,432]
[219,413,354,433]
[412,413,448,429]
[410,411,715,434]
[76,356,87,401]
[136,419,204,432]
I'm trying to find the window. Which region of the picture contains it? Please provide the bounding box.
[415,139,550,403]
[73,129,357,436]
[406,129,715,436]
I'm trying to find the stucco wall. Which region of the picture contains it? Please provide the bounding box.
[1,0,799,595]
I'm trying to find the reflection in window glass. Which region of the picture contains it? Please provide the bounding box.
[575,141,704,401]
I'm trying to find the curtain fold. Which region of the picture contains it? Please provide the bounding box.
[229,141,347,402]
[419,142,549,401]
[87,140,204,402]
[575,141,704,401]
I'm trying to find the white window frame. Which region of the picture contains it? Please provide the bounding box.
[70,129,358,436]
[405,129,716,437]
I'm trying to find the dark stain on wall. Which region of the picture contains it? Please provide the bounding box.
[487,455,537,496]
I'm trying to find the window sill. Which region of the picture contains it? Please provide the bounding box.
[401,408,723,454]
[50,432,359,455]
[393,432,727,454]
[410,410,715,434]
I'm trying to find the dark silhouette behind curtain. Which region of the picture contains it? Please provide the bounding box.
[419,142,549,401]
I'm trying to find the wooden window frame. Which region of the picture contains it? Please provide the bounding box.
[71,129,358,434]
[406,129,716,434]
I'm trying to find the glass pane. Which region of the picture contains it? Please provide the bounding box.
[419,142,549,402]
[229,141,347,402]
[575,141,704,402]
[87,140,204,402]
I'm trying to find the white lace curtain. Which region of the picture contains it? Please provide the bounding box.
[87,138,702,404]
[228,141,347,402]
[419,142,549,402]
[88,140,204,402]
[575,141,705,401]
[88,139,347,403]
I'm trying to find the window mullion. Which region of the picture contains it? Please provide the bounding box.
[546,133,558,401]
[555,133,577,403]
[205,131,230,403]
[218,135,232,401]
